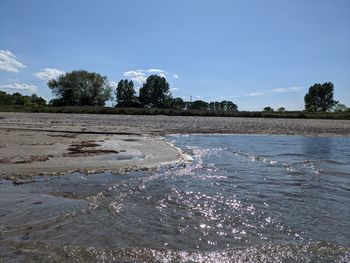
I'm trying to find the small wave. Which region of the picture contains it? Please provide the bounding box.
[1,240,348,263]
[277,153,307,157]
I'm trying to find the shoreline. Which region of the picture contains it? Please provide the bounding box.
[1,112,350,136]
[167,132,350,137]
[1,112,349,180]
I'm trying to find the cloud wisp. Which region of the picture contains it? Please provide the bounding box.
[271,87,303,93]
[0,50,26,73]
[170,87,179,92]
[246,86,304,97]
[147,69,165,74]
[248,92,266,97]
[123,69,179,86]
[0,83,37,93]
[33,68,65,81]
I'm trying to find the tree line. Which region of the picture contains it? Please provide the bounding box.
[0,91,46,106]
[1,69,348,113]
[116,76,238,111]
[48,70,239,112]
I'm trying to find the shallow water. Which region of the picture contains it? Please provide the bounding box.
[1,135,350,262]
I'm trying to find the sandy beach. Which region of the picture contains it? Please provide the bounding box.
[0,112,349,180]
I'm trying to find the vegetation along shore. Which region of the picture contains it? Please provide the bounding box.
[1,71,349,119]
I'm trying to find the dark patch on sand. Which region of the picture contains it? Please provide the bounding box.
[63,140,119,157]
[0,155,54,164]
[122,138,141,142]
[47,133,77,138]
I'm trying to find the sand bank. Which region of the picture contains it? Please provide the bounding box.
[0,129,181,180]
[0,112,349,179]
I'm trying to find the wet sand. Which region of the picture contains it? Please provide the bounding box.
[0,129,181,180]
[0,112,349,179]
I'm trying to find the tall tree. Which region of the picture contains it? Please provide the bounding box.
[116,79,136,107]
[139,75,170,107]
[48,70,112,106]
[304,82,337,112]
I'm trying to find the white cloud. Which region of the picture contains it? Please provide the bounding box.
[170,87,179,92]
[146,68,165,73]
[33,68,65,81]
[271,87,303,93]
[109,81,119,89]
[173,74,179,79]
[246,87,303,97]
[122,68,170,86]
[0,50,26,73]
[248,92,265,96]
[0,83,37,93]
[123,70,148,86]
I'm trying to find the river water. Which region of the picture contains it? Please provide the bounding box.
[1,135,350,262]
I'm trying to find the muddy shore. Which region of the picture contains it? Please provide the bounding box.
[0,112,349,179]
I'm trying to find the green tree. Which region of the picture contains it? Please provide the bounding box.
[208,102,215,111]
[30,94,46,106]
[263,106,274,112]
[277,107,286,113]
[49,98,64,107]
[226,101,238,111]
[218,100,238,111]
[12,92,31,105]
[190,100,208,110]
[332,102,348,113]
[116,79,136,107]
[167,97,185,110]
[219,101,228,111]
[139,75,170,107]
[214,101,221,110]
[48,70,112,106]
[0,91,12,105]
[304,82,337,112]
[0,91,46,106]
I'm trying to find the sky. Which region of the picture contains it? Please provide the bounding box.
[0,0,349,110]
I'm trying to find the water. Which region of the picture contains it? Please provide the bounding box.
[1,135,350,262]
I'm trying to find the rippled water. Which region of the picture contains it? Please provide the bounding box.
[1,135,350,262]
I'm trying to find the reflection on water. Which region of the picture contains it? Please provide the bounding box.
[1,135,350,262]
[301,136,332,159]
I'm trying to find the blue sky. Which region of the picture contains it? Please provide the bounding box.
[0,0,349,110]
